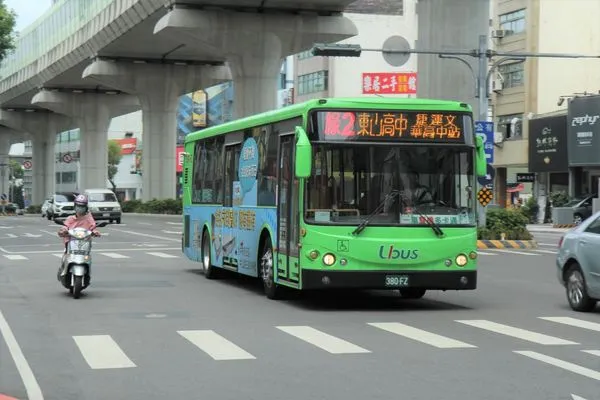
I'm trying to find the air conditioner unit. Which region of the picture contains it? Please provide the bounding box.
[491,29,509,38]
[494,131,504,144]
[491,78,503,93]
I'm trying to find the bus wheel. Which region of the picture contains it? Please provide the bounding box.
[399,288,426,299]
[260,237,281,299]
[202,231,218,279]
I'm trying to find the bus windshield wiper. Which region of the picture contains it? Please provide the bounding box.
[352,190,400,236]
[398,195,445,238]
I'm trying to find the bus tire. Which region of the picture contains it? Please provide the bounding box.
[202,230,219,279]
[259,235,281,299]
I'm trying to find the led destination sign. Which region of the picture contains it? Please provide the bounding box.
[314,110,466,143]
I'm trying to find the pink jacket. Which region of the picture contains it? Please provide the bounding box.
[59,213,99,244]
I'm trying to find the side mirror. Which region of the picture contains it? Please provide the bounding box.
[475,135,487,177]
[96,221,109,228]
[294,126,312,178]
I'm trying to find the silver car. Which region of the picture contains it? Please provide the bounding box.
[556,210,600,312]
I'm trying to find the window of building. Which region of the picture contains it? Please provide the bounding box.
[499,9,525,35]
[497,114,523,140]
[297,50,313,60]
[297,71,329,96]
[498,61,524,89]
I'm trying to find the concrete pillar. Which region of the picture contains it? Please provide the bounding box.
[495,167,508,208]
[82,60,230,200]
[31,91,139,192]
[0,110,72,204]
[154,8,358,118]
[0,133,11,200]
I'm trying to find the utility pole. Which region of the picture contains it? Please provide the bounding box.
[311,40,600,228]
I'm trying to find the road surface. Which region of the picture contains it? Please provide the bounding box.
[0,215,597,400]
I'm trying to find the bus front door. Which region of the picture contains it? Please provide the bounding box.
[277,134,300,285]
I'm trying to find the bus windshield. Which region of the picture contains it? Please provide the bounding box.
[304,145,476,227]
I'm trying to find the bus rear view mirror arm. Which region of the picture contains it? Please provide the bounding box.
[475,135,487,177]
[295,126,312,178]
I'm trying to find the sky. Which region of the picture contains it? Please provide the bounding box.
[5,0,51,33]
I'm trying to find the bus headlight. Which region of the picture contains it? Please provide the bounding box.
[455,254,468,267]
[469,251,477,260]
[322,253,336,266]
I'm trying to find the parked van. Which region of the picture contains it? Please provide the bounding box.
[83,188,122,224]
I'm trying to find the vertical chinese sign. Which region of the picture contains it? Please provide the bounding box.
[362,72,417,95]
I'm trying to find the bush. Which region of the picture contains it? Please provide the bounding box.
[122,199,182,215]
[479,208,532,240]
[550,191,570,207]
[27,204,41,214]
[520,196,539,223]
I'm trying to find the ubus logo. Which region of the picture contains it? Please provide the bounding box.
[379,245,419,260]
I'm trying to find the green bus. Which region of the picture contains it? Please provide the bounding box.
[181,97,487,299]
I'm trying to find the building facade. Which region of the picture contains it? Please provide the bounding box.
[294,0,417,102]
[491,0,600,206]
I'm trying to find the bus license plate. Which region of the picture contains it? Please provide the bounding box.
[385,275,409,287]
[103,213,110,217]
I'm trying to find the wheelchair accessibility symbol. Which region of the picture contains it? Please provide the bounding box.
[337,240,349,252]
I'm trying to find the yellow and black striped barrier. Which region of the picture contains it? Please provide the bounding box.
[552,224,575,228]
[477,240,538,249]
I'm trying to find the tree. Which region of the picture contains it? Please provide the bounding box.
[9,159,22,179]
[0,1,17,64]
[107,140,122,192]
[10,183,23,208]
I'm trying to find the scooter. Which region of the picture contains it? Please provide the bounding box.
[54,219,108,299]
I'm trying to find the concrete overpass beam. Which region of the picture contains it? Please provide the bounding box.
[0,111,72,204]
[154,8,358,118]
[31,91,139,193]
[0,131,12,200]
[82,61,231,201]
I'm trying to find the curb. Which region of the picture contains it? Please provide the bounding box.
[477,240,538,249]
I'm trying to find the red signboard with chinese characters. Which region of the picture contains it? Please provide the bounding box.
[362,72,417,95]
[313,110,467,143]
[113,138,137,155]
[176,146,185,173]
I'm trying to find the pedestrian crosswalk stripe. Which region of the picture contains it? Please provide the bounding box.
[582,350,600,357]
[99,252,130,259]
[178,330,255,360]
[276,326,371,354]
[146,252,179,258]
[3,255,27,260]
[514,351,600,382]
[540,317,600,332]
[456,320,578,345]
[477,251,497,255]
[368,322,477,349]
[73,335,136,369]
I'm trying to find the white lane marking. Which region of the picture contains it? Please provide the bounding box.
[4,233,18,238]
[0,310,44,399]
[368,322,476,349]
[582,350,600,357]
[178,330,255,361]
[161,230,181,234]
[52,254,64,258]
[147,252,179,259]
[41,230,58,237]
[455,320,578,345]
[0,247,179,255]
[514,351,600,381]
[99,252,130,259]
[22,233,42,238]
[539,243,557,247]
[3,255,27,260]
[110,229,180,242]
[166,222,183,225]
[277,326,371,354]
[137,222,152,226]
[532,249,556,254]
[72,335,136,369]
[491,249,538,256]
[540,317,600,332]
[477,251,497,255]
[572,395,588,400]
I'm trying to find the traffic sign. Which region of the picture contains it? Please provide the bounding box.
[62,153,72,163]
[22,160,32,170]
[475,120,494,164]
[381,35,411,67]
[477,187,493,207]
[477,164,495,187]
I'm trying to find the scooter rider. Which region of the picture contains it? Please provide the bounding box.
[57,195,100,277]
